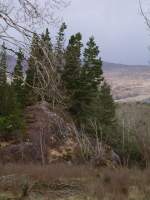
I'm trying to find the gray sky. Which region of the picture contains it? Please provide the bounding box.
[61,0,150,65]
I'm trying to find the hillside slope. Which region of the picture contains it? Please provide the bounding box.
[103,62,150,102]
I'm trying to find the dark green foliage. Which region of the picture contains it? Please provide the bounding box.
[25,30,53,104]
[41,28,53,52]
[0,43,8,116]
[62,34,116,136]
[95,81,116,137]
[0,112,24,140]
[0,43,7,87]
[41,28,57,103]
[24,33,40,104]
[55,22,67,73]
[75,37,104,124]
[0,82,24,140]
[0,26,116,145]
[13,48,24,106]
[81,38,116,137]
[62,33,83,113]
[98,82,115,124]
[62,33,82,89]
[0,45,24,140]
[83,36,103,89]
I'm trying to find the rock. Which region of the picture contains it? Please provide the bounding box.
[92,144,121,168]
[0,101,121,167]
[25,101,75,146]
[0,101,78,164]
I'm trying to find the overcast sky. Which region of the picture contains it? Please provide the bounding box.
[61,0,150,65]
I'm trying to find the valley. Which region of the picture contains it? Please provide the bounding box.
[103,62,150,102]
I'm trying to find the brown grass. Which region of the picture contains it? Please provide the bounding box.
[85,167,150,200]
[0,163,95,198]
[1,164,150,199]
[0,163,94,182]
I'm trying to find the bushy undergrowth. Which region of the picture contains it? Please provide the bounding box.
[0,113,25,140]
[112,102,150,167]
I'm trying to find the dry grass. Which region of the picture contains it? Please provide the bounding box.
[0,164,150,199]
[0,163,94,182]
[0,163,95,199]
[85,167,150,200]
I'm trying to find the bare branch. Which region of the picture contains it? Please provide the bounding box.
[139,0,150,29]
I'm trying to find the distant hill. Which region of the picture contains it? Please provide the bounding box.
[6,55,150,103]
[103,61,150,71]
[103,62,150,103]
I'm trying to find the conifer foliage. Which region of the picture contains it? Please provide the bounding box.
[62,33,83,116]
[24,33,40,104]
[0,23,116,141]
[0,43,7,87]
[62,35,116,136]
[55,22,67,73]
[0,43,10,116]
[76,37,104,124]
[13,48,24,106]
[0,45,24,140]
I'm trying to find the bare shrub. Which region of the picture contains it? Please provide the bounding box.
[116,103,150,166]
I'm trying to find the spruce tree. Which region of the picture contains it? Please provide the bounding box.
[55,22,67,73]
[0,44,23,140]
[13,48,24,106]
[25,30,54,104]
[0,43,8,116]
[41,28,53,52]
[75,37,104,124]
[96,81,116,138]
[24,33,40,104]
[62,33,83,115]
[83,36,103,89]
[74,36,116,136]
[0,43,7,87]
[0,44,17,117]
[41,28,59,103]
[62,33,82,91]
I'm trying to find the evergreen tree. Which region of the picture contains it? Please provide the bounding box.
[62,33,82,90]
[62,33,83,114]
[24,33,40,104]
[55,22,67,73]
[0,44,23,140]
[74,37,104,124]
[96,81,116,139]
[13,48,24,106]
[71,36,116,136]
[0,83,24,140]
[82,37,116,135]
[41,28,53,52]
[25,30,53,104]
[0,43,7,87]
[0,43,7,116]
[98,81,115,126]
[41,28,59,103]
[83,36,103,89]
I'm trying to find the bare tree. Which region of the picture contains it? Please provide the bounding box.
[0,0,70,46]
[0,0,70,106]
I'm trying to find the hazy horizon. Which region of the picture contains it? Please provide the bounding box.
[60,0,150,65]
